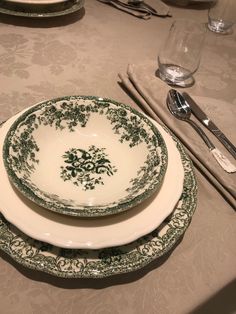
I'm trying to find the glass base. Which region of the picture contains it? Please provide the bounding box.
[156,68,195,88]
[207,20,233,35]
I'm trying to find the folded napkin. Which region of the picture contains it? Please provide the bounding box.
[118,62,236,209]
[97,0,171,19]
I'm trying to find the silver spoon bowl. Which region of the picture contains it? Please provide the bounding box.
[167,89,215,150]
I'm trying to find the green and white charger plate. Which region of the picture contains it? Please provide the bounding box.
[0,0,84,18]
[0,128,197,278]
[3,96,168,218]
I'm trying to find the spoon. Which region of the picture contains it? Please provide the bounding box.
[167,89,236,173]
[167,89,215,151]
[128,0,157,13]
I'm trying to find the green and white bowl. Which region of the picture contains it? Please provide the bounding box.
[3,96,168,218]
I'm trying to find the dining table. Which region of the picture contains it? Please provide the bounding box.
[0,1,235,313]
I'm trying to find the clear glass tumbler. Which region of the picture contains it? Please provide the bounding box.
[208,0,236,34]
[158,19,206,86]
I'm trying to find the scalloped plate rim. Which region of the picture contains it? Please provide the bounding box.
[0,123,197,279]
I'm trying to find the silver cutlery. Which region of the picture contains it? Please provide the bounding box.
[128,0,157,13]
[99,0,151,13]
[167,89,215,150]
[167,89,236,173]
[182,92,236,159]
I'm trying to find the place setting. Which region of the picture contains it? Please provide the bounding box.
[0,93,197,278]
[1,0,236,311]
[0,3,235,281]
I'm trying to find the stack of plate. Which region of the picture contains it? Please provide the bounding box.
[0,96,197,278]
[0,0,84,18]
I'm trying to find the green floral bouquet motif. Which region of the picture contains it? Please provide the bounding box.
[60,145,117,190]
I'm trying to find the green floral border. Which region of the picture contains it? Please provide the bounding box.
[0,125,197,279]
[0,0,85,18]
[3,96,168,217]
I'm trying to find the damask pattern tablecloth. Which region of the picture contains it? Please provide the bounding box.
[0,1,235,313]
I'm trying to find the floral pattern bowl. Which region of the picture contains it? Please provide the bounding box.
[3,96,168,218]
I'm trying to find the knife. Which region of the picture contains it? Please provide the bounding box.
[182,92,236,159]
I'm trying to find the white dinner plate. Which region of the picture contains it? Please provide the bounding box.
[0,108,184,249]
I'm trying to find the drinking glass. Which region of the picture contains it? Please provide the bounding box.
[158,19,206,86]
[208,0,236,34]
